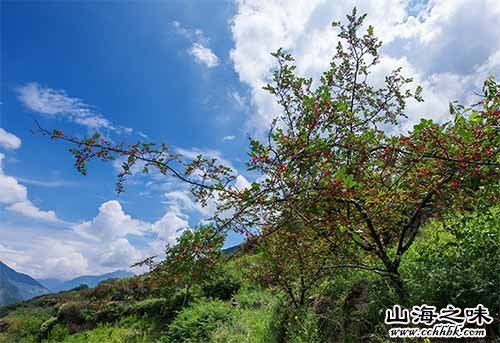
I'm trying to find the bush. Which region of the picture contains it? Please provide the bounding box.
[202,267,241,301]
[161,300,231,343]
[43,323,69,342]
[88,276,151,302]
[0,307,52,342]
[57,302,96,333]
[402,206,500,310]
[44,323,149,343]
[95,296,183,325]
[284,306,322,343]
[211,288,284,343]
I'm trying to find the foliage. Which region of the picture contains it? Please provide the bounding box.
[227,10,499,301]
[157,225,225,306]
[201,262,241,301]
[211,288,285,343]
[0,306,52,343]
[40,8,499,304]
[283,306,323,343]
[402,205,500,310]
[161,300,231,343]
[88,275,152,301]
[95,297,181,323]
[22,6,500,343]
[44,321,150,343]
[252,225,351,308]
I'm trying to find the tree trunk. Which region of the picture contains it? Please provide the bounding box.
[388,269,408,304]
[182,284,191,307]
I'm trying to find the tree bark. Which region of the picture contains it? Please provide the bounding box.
[388,269,408,304]
[182,284,191,307]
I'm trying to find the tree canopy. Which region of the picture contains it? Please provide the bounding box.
[39,8,499,301]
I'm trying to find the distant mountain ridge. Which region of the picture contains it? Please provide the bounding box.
[0,261,49,306]
[38,270,134,293]
[222,244,242,255]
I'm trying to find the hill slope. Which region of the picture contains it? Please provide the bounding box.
[38,270,134,293]
[0,261,49,306]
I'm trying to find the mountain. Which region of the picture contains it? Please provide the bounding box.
[0,261,49,306]
[38,270,134,293]
[222,244,242,255]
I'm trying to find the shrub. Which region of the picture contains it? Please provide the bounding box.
[402,206,500,310]
[211,288,285,343]
[43,323,69,342]
[161,300,231,343]
[44,323,149,343]
[0,307,52,343]
[202,267,241,301]
[285,306,322,343]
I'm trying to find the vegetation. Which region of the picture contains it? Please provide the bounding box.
[1,208,498,342]
[4,8,498,342]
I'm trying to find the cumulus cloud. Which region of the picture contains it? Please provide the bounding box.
[230,0,500,134]
[99,238,142,268]
[0,196,190,279]
[172,21,220,68]
[0,128,21,150]
[0,160,27,205]
[16,82,131,133]
[43,243,90,279]
[223,135,236,141]
[71,198,191,272]
[73,200,147,240]
[0,153,61,222]
[153,210,188,243]
[0,230,92,280]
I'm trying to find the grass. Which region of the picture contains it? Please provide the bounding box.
[211,287,284,343]
[0,306,53,343]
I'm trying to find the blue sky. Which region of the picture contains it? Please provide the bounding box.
[1,0,499,279]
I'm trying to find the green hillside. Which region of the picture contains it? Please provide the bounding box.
[0,206,498,342]
[0,262,49,307]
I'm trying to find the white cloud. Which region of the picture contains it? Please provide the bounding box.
[16,82,111,129]
[138,131,150,140]
[6,200,59,223]
[15,177,77,188]
[230,0,500,134]
[0,155,27,204]
[235,174,251,191]
[44,243,90,279]
[173,21,220,68]
[71,198,191,270]
[0,242,31,271]
[189,43,220,68]
[0,230,92,280]
[153,210,188,243]
[16,82,132,133]
[73,200,147,240]
[223,135,236,141]
[99,238,142,268]
[0,153,61,222]
[163,190,199,212]
[229,91,246,107]
[0,128,21,150]
[0,197,188,279]
[176,147,236,172]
